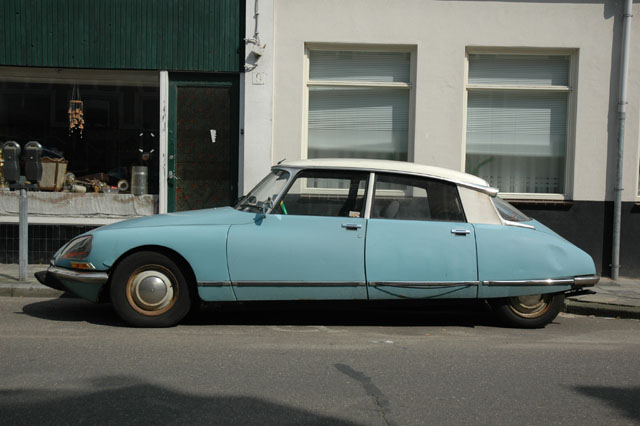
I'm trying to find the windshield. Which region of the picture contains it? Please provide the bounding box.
[493,197,531,222]
[235,169,291,213]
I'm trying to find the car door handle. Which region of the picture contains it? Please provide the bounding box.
[451,229,470,236]
[342,223,362,230]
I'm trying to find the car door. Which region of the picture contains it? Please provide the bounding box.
[365,173,479,299]
[227,169,370,301]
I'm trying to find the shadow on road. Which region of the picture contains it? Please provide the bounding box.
[573,385,640,423]
[20,298,498,328]
[21,298,127,327]
[0,375,362,426]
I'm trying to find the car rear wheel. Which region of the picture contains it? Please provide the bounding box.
[492,293,565,328]
[110,251,193,327]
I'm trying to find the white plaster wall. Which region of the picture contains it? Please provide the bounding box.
[240,0,275,194]
[272,0,640,202]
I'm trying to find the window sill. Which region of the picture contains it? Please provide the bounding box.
[0,215,126,225]
[0,191,158,225]
[499,193,566,201]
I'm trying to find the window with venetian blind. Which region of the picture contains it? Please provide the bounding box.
[465,54,572,194]
[306,50,411,161]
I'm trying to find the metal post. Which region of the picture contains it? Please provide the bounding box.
[19,187,28,281]
[612,0,633,280]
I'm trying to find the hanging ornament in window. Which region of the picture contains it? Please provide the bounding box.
[68,85,85,138]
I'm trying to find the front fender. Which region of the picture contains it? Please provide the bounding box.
[84,224,232,284]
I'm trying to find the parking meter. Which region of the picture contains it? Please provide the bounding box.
[24,141,43,183]
[2,141,21,184]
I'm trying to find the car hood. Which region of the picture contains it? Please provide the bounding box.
[92,207,258,232]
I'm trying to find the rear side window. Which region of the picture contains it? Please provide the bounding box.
[493,197,531,222]
[371,173,465,222]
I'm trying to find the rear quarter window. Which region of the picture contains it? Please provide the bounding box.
[493,197,531,222]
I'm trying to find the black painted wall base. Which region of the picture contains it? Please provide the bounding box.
[513,201,640,278]
[0,224,98,264]
[1,201,638,278]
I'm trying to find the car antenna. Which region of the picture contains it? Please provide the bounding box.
[277,158,286,164]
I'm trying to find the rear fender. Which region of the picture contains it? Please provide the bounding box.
[474,224,596,299]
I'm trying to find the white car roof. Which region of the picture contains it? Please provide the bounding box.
[277,158,492,190]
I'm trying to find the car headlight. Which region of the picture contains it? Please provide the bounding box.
[59,235,93,260]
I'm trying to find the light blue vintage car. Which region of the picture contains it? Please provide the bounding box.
[36,159,598,328]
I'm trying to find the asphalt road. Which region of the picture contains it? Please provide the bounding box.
[1,297,639,426]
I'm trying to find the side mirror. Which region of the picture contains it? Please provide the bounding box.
[24,141,43,183]
[2,141,21,183]
[262,198,273,216]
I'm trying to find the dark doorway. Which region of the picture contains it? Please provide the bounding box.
[168,77,238,212]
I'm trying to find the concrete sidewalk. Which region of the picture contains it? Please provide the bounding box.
[0,263,639,319]
[0,263,62,298]
[564,277,640,319]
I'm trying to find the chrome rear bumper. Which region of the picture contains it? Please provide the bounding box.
[483,275,600,287]
[573,275,600,286]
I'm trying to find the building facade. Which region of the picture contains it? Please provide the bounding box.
[262,0,640,278]
[2,0,640,280]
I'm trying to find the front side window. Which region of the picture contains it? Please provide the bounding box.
[465,54,571,195]
[307,49,411,161]
[371,174,465,222]
[272,170,369,217]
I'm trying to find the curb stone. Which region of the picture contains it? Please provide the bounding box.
[564,300,640,320]
[0,283,64,298]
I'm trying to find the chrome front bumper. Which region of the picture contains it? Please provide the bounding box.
[35,265,109,290]
[47,266,109,284]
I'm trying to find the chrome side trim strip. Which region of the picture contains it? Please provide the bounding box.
[233,281,365,287]
[370,281,480,288]
[198,282,230,287]
[459,182,499,197]
[503,220,536,230]
[48,266,109,285]
[484,278,575,286]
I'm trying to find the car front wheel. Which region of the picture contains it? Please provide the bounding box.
[110,251,193,327]
[492,293,565,328]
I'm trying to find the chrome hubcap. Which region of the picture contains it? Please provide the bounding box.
[130,270,174,312]
[508,294,552,318]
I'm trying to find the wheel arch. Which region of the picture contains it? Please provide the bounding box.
[102,245,198,303]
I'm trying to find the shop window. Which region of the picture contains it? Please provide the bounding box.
[465,54,572,195]
[0,74,159,220]
[306,49,411,161]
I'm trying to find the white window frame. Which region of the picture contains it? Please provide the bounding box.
[636,141,640,201]
[462,48,578,201]
[302,44,417,164]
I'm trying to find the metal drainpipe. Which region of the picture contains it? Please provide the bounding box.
[612,0,633,280]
